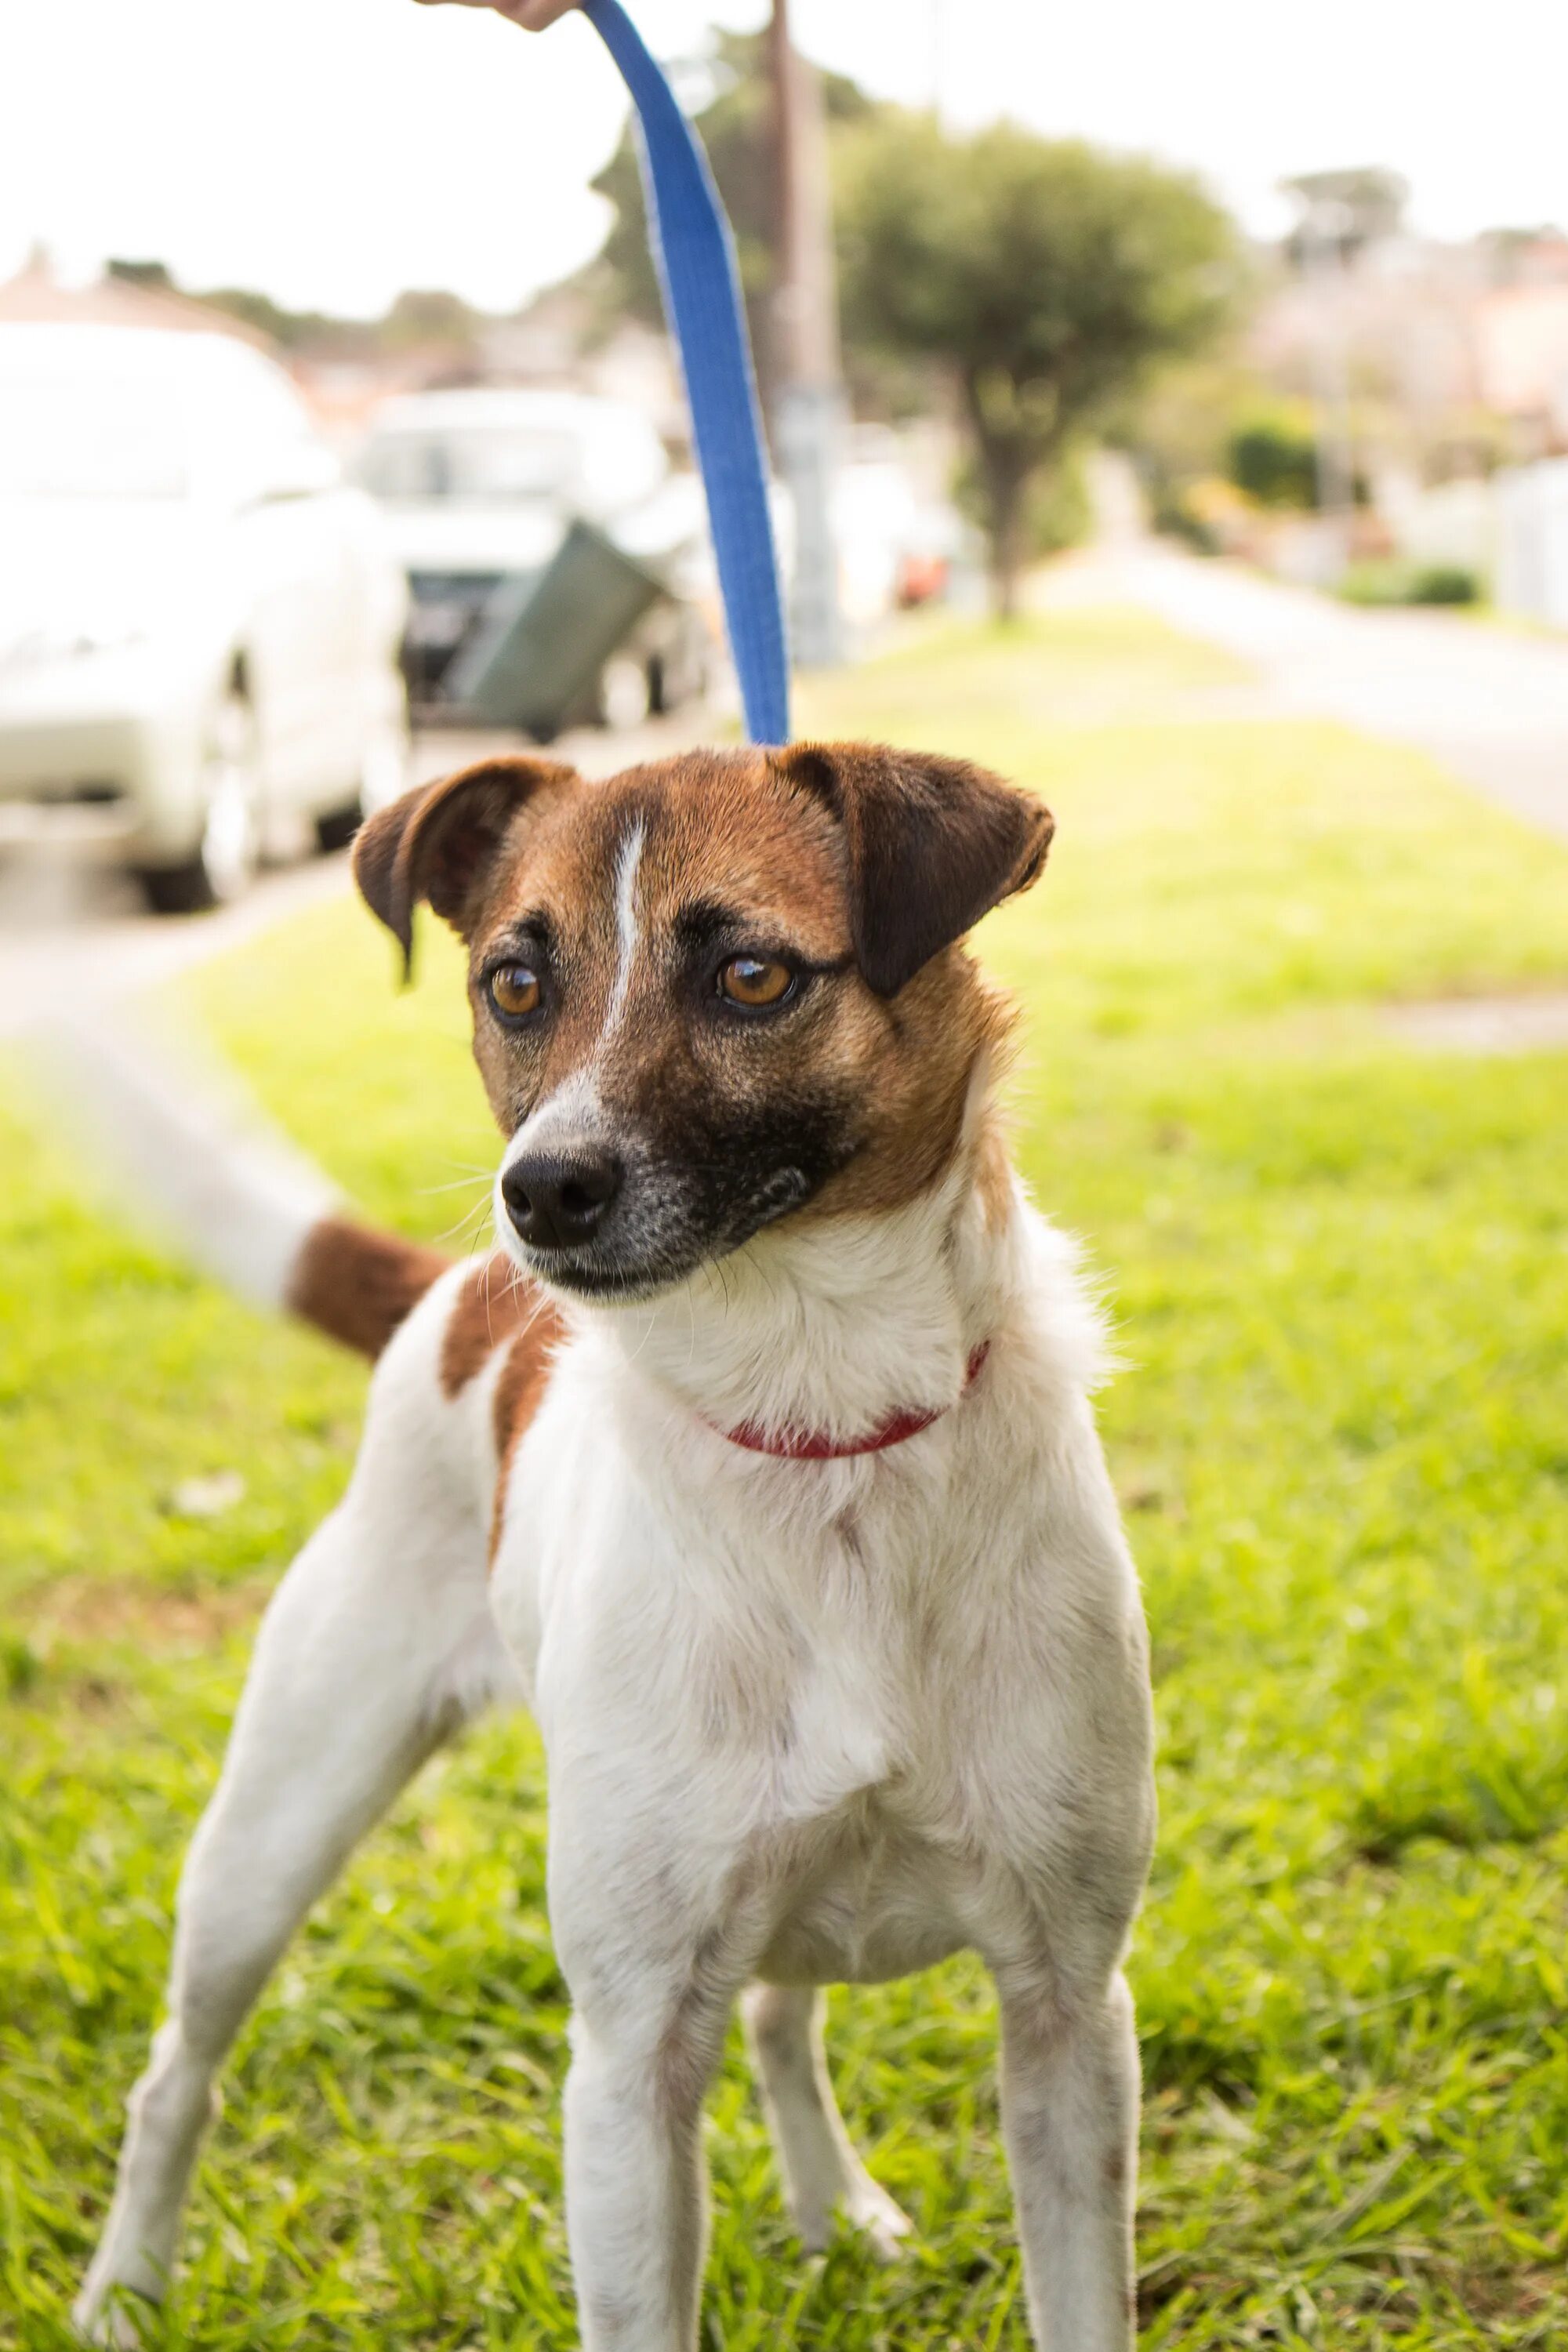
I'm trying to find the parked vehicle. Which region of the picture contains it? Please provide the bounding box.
[354,389,712,738]
[1497,457,1568,627]
[832,426,964,623]
[0,325,408,912]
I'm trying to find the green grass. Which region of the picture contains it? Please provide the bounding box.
[4,606,1568,2347]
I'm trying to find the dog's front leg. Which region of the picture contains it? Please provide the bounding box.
[561,1999,725,2352]
[75,1488,504,2345]
[551,1831,760,2352]
[993,1964,1140,2352]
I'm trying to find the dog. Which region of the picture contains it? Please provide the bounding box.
[74,742,1156,2350]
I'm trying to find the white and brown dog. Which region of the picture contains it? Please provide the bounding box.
[74,742,1155,2350]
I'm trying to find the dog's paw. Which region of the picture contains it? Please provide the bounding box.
[844,2176,914,2265]
[792,2206,833,2259]
[71,2281,158,2348]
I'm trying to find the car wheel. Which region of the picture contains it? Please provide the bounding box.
[598,653,652,732]
[314,798,362,854]
[139,692,260,915]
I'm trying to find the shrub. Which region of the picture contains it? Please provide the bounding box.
[1407,562,1483,605]
[1149,482,1221,554]
[1339,559,1481,608]
[1225,406,1319,510]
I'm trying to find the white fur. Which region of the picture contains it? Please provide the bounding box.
[27,1014,336,1311]
[510,820,646,1174]
[507,1065,609,1167]
[604,818,646,1040]
[76,1107,1153,2351]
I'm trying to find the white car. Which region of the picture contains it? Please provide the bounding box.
[0,324,408,912]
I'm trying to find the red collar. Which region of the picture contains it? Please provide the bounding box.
[711,1341,992,1461]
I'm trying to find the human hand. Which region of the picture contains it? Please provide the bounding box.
[411,0,580,28]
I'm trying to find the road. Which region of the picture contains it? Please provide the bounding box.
[1045,544,1568,844]
[0,708,716,1040]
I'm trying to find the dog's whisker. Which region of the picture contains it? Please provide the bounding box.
[431,1203,491,1250]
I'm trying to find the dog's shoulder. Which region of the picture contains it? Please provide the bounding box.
[436,1251,564,1411]
[350,1253,566,1536]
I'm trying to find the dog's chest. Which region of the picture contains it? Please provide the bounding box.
[489,1282,1156,1991]
[500,1399,1086,1954]
[630,1532,1005,1985]
[681,1563,1079,1987]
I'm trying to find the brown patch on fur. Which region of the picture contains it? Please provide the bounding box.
[774,739,1053,997]
[805,955,1015,1221]
[286,1215,449,1360]
[492,1309,563,1457]
[353,753,579,971]
[486,1296,566,1566]
[440,1251,543,1398]
[974,1099,1016,1235]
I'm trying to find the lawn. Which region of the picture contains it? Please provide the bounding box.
[4,604,1568,2348]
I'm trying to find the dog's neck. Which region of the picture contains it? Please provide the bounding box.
[582,1087,1015,1448]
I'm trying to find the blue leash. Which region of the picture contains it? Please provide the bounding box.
[583,0,791,749]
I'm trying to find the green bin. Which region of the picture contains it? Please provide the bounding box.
[447,517,666,735]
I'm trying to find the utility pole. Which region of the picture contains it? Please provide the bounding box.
[768,0,844,669]
[1303,198,1356,527]
[1284,171,1403,575]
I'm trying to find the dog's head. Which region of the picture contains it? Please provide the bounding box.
[354,745,1051,1301]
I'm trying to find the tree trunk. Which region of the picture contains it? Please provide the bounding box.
[980,441,1031,623]
[959,369,1053,621]
[989,487,1026,620]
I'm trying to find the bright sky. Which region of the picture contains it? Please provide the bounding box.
[4,0,1566,318]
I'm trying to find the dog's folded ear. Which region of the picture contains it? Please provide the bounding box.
[352,755,577,975]
[773,742,1054,998]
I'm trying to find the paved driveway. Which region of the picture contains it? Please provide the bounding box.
[1052,546,1568,844]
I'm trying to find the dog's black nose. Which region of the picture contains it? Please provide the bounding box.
[502,1147,623,1251]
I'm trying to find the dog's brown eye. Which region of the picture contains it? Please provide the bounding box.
[489,963,541,1019]
[718,954,793,1008]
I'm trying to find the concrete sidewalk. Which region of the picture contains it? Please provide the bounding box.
[1047,546,1568,845]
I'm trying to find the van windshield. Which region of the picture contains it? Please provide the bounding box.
[358,427,580,505]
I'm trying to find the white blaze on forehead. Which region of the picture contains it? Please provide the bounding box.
[495,815,648,1201]
[604,817,647,1038]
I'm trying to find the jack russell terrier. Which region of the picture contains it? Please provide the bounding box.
[74,742,1156,2350]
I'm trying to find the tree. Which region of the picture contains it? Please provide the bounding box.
[836,118,1240,615]
[381,288,483,351]
[107,258,176,292]
[1227,403,1321,510]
